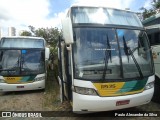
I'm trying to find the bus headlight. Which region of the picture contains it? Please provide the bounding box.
[144,82,154,90]
[34,76,45,82]
[0,79,5,83]
[74,86,97,96]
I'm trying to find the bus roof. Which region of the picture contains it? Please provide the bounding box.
[1,36,45,41]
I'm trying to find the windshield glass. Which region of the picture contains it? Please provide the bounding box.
[0,49,45,76]
[71,7,142,27]
[117,29,153,78]
[73,28,121,80]
[73,28,153,80]
[0,38,44,48]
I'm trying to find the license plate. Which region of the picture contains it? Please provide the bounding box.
[17,86,24,88]
[116,100,130,106]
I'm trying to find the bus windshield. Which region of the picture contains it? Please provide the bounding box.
[71,7,142,27]
[0,49,45,76]
[73,28,153,80]
[0,38,44,48]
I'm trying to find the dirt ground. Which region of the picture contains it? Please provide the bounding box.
[0,70,71,111]
[0,70,160,119]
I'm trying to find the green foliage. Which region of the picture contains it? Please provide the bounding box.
[50,46,58,56]
[34,27,61,58]
[142,8,156,19]
[35,27,61,48]
[20,30,32,36]
[153,1,160,10]
[140,1,160,20]
[28,25,35,34]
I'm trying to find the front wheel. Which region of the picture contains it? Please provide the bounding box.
[152,77,160,103]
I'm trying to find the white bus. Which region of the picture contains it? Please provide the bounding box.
[58,5,155,112]
[0,36,50,92]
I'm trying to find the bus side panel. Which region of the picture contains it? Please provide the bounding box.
[152,46,160,79]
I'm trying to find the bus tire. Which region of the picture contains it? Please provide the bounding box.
[152,76,160,103]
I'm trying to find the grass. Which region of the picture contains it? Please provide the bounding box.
[42,67,60,110]
[42,65,72,111]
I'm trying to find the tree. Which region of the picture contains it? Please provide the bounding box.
[153,1,160,13]
[35,27,62,56]
[140,1,160,20]
[20,30,32,36]
[28,25,35,35]
[35,27,61,46]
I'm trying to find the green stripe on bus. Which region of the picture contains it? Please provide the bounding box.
[20,76,36,82]
[116,79,147,93]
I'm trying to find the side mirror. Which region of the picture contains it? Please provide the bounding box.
[45,47,50,60]
[61,18,74,44]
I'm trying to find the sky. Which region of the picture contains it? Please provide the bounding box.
[0,0,153,36]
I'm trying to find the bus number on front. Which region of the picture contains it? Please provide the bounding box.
[101,84,116,89]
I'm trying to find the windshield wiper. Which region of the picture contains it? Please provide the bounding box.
[102,54,108,81]
[107,35,112,62]
[123,36,144,79]
[0,68,19,75]
[0,68,16,71]
[123,36,130,63]
[102,35,112,81]
[20,53,35,72]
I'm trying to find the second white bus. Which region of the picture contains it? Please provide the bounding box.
[0,36,50,92]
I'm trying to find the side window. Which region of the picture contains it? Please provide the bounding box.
[155,32,160,45]
[146,32,160,46]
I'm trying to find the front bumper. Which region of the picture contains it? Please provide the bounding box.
[0,80,45,92]
[73,88,154,112]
